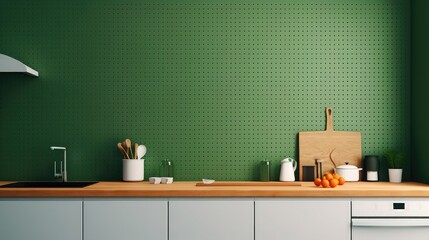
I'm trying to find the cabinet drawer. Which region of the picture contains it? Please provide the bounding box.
[256,199,350,240]
[84,198,167,240]
[169,198,254,240]
[0,199,82,240]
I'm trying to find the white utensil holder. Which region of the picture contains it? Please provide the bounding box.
[123,159,144,181]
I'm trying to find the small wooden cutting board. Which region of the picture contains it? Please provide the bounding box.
[196,182,301,186]
[298,107,362,181]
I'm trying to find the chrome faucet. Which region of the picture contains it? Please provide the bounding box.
[51,146,67,182]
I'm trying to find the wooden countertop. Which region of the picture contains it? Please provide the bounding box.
[1,181,429,197]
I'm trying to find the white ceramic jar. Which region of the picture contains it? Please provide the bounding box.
[123,159,144,181]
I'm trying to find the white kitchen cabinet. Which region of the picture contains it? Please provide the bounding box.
[83,198,167,240]
[0,198,82,240]
[169,198,254,240]
[255,198,350,240]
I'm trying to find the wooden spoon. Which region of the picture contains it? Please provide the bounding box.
[135,143,138,159]
[117,143,130,159]
[125,139,133,159]
[122,140,128,156]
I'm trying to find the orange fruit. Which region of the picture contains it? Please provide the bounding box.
[322,176,327,180]
[314,178,322,186]
[338,177,346,185]
[332,173,340,180]
[330,179,339,188]
[321,179,330,188]
[325,173,334,181]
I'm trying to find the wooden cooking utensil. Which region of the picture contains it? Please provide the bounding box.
[117,143,130,159]
[122,141,128,156]
[298,107,362,181]
[135,143,138,159]
[125,139,133,159]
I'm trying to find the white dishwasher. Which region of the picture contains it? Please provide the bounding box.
[352,200,429,240]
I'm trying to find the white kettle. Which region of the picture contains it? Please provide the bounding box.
[279,157,297,182]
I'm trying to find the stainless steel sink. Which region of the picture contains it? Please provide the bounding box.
[0,181,98,188]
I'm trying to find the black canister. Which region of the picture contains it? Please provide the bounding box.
[364,155,379,181]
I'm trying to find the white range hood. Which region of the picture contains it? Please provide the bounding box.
[0,53,38,77]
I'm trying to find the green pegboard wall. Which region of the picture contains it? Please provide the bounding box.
[0,0,410,181]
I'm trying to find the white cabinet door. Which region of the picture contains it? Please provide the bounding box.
[169,198,254,240]
[0,198,82,240]
[84,198,167,240]
[255,199,350,240]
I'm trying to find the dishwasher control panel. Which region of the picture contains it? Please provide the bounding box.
[353,200,429,217]
[393,202,405,210]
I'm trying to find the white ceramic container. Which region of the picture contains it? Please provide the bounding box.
[149,177,161,184]
[335,162,362,181]
[388,169,403,183]
[161,177,174,184]
[123,159,144,181]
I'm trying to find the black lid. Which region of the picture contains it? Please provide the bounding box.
[364,155,379,171]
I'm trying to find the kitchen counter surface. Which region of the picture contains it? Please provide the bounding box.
[1,181,429,197]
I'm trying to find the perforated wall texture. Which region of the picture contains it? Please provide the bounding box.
[0,0,410,181]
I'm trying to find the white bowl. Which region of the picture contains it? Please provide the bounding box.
[202,179,215,184]
[149,177,161,184]
[161,177,173,184]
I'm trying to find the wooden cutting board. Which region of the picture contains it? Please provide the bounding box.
[195,182,301,187]
[298,107,362,181]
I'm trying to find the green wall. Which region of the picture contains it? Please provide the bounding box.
[411,0,429,183]
[0,0,410,181]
